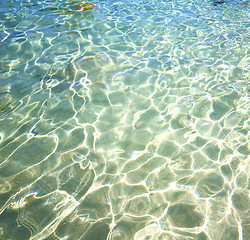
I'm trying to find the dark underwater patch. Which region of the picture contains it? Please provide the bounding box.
[213,0,226,5]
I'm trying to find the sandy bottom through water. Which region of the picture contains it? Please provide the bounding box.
[0,0,249,239]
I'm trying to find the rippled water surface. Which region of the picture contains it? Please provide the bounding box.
[0,0,249,239]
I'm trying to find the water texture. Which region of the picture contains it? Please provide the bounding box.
[0,0,249,239]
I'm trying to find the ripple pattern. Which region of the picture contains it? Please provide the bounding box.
[0,0,249,239]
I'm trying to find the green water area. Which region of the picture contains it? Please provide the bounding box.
[0,0,249,239]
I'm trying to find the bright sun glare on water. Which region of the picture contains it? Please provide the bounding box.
[0,0,249,239]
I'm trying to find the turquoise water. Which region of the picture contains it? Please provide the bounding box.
[0,0,249,239]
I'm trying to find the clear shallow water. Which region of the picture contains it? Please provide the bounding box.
[0,0,249,239]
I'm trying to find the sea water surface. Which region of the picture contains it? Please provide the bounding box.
[0,0,249,239]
